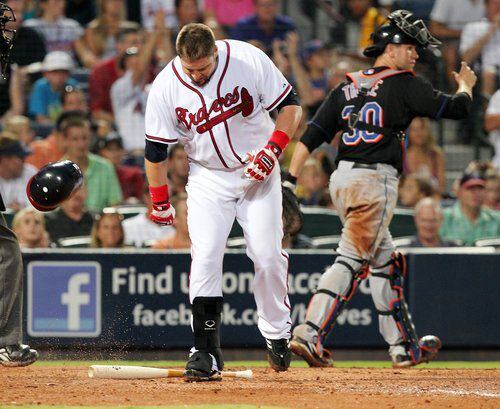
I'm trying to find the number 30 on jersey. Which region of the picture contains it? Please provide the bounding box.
[341,102,384,145]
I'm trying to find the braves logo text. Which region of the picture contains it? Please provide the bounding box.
[175,86,254,134]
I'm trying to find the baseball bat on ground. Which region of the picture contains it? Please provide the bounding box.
[88,365,253,380]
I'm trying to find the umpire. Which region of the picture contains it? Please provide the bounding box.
[285,10,477,368]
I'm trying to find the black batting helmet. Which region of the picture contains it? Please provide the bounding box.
[363,10,441,58]
[0,2,16,79]
[26,160,84,212]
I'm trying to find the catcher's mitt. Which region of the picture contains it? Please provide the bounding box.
[282,184,303,237]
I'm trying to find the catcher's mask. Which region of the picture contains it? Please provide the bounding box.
[363,10,441,58]
[0,2,16,79]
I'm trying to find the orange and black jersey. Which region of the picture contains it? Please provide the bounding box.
[300,66,472,172]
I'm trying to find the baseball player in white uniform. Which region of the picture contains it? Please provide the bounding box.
[144,23,302,380]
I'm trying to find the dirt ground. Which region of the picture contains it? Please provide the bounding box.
[1,366,499,408]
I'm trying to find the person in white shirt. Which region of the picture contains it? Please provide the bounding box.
[111,29,160,153]
[123,186,174,247]
[0,136,37,211]
[485,88,500,167]
[430,0,485,88]
[459,0,500,97]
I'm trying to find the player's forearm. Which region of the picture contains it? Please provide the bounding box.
[274,105,302,139]
[288,141,311,178]
[145,158,169,187]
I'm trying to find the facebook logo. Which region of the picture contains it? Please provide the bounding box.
[28,262,101,337]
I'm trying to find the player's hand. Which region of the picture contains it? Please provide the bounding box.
[244,145,279,182]
[453,62,477,89]
[150,201,176,226]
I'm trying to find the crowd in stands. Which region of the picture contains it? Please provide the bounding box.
[0,0,498,250]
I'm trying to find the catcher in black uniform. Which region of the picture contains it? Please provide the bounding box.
[284,10,477,368]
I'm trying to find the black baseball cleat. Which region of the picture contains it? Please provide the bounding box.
[265,338,291,372]
[0,344,38,367]
[290,335,333,368]
[184,351,222,382]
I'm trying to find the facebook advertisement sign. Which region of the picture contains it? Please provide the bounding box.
[27,261,101,337]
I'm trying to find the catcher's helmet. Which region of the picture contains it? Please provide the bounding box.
[26,160,84,212]
[363,10,441,58]
[0,2,16,78]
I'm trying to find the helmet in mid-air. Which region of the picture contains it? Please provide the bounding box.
[363,10,441,58]
[0,2,16,78]
[26,160,84,212]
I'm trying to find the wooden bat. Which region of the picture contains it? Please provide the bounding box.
[88,365,253,380]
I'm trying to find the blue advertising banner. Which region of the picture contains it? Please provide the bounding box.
[23,250,382,348]
[23,250,500,349]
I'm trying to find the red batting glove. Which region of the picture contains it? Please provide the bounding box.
[244,130,290,182]
[149,185,176,226]
[244,144,279,182]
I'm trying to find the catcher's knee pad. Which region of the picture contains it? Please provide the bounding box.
[192,297,224,370]
[373,252,421,364]
[305,255,368,345]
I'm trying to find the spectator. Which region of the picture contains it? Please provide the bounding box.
[332,0,386,55]
[12,208,51,248]
[25,110,85,170]
[0,135,37,211]
[404,117,446,194]
[110,30,157,152]
[141,0,177,31]
[89,26,142,123]
[172,0,224,41]
[231,0,296,52]
[204,0,255,34]
[399,174,436,208]
[485,88,500,167]
[3,115,35,146]
[22,0,96,67]
[440,171,500,245]
[95,132,145,202]
[295,157,326,206]
[167,143,189,196]
[327,59,352,91]
[62,85,89,113]
[407,197,457,247]
[152,193,190,249]
[28,51,79,125]
[45,184,94,244]
[61,114,123,212]
[284,32,330,118]
[430,0,485,89]
[0,0,46,118]
[85,0,141,61]
[485,171,500,210]
[123,185,174,247]
[65,0,97,26]
[90,210,125,248]
[393,0,435,21]
[459,0,500,97]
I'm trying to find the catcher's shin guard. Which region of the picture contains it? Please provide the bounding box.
[292,256,368,366]
[373,252,421,365]
[186,297,224,380]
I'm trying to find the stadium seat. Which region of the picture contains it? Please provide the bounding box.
[311,235,342,249]
[104,205,147,220]
[3,209,15,228]
[57,236,91,248]
[389,208,416,237]
[474,238,500,248]
[300,207,343,237]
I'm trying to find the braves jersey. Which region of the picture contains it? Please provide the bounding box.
[303,66,471,172]
[145,40,292,170]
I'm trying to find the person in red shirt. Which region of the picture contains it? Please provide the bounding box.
[96,132,144,202]
[89,27,142,123]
